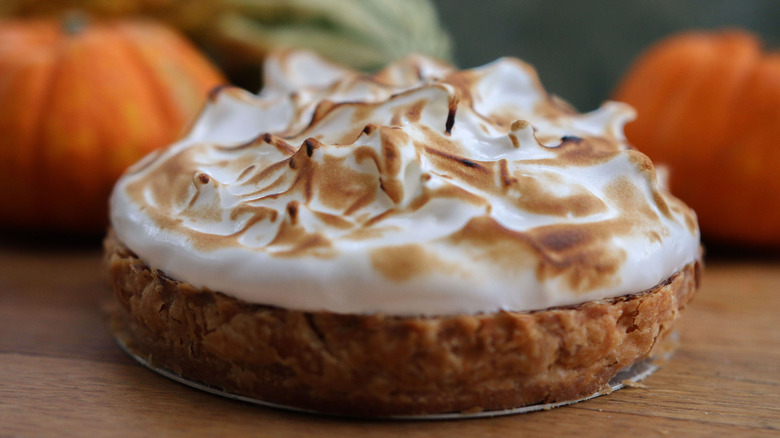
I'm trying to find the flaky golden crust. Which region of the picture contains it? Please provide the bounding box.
[104,231,700,417]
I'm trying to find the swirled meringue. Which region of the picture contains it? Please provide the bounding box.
[110,50,700,316]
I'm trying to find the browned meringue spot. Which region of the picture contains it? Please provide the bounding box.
[149,213,184,234]
[189,230,242,252]
[146,216,244,252]
[373,54,454,86]
[343,225,400,241]
[445,216,533,266]
[137,160,228,226]
[379,127,408,175]
[305,93,435,146]
[427,185,489,208]
[315,155,379,214]
[267,219,335,258]
[504,173,607,218]
[310,100,339,127]
[353,144,381,167]
[604,176,664,243]
[390,99,427,125]
[683,208,698,235]
[626,150,672,219]
[189,202,223,224]
[416,127,466,156]
[370,244,462,282]
[422,148,607,218]
[545,136,623,167]
[126,149,194,214]
[240,165,291,200]
[651,189,673,220]
[528,224,624,291]
[441,70,477,109]
[401,182,488,216]
[230,203,278,223]
[423,146,492,184]
[446,216,624,293]
[313,211,354,229]
[667,196,699,234]
[348,105,375,128]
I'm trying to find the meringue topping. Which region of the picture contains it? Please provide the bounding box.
[110,50,700,316]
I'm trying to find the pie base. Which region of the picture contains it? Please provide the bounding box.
[104,231,701,417]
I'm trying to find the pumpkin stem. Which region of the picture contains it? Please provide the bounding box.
[62,10,90,35]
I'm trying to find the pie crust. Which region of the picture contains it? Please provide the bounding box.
[105,231,701,417]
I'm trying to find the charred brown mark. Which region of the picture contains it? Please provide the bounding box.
[304,138,318,157]
[445,100,457,135]
[197,173,210,184]
[263,133,296,155]
[498,159,516,187]
[362,124,376,135]
[424,147,488,172]
[286,201,299,225]
[561,135,583,143]
[383,141,398,163]
[537,228,590,252]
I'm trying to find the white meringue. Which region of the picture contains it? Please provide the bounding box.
[110,50,700,315]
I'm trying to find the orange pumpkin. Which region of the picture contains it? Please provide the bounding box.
[613,29,780,248]
[0,15,224,233]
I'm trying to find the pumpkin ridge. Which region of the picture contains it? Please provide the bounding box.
[92,26,129,227]
[43,22,143,229]
[28,25,66,227]
[112,21,182,136]
[651,42,716,153]
[0,58,40,225]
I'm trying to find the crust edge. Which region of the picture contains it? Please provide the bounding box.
[104,231,701,416]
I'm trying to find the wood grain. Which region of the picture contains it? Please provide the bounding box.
[1,242,778,437]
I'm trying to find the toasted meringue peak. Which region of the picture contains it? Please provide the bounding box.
[111,50,700,315]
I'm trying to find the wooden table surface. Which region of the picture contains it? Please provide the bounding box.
[1,238,778,437]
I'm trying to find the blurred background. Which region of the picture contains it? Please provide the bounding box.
[1,0,778,248]
[433,0,780,111]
